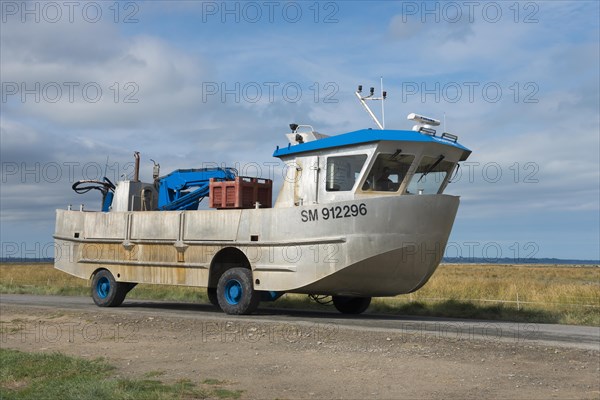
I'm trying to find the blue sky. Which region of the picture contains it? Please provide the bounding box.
[1,1,599,261]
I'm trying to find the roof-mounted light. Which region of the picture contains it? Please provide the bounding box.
[419,127,437,136]
[285,124,328,146]
[441,132,458,143]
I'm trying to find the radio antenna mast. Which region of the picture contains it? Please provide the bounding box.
[380,77,385,129]
[355,79,387,130]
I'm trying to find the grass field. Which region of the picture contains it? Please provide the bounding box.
[0,263,598,326]
[0,348,242,399]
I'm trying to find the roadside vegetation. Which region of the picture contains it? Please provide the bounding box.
[0,348,242,399]
[1,263,598,326]
[371,263,600,326]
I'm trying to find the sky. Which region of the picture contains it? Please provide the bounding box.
[1,0,599,261]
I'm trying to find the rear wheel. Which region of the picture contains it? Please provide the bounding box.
[217,268,259,315]
[91,269,127,307]
[332,296,371,314]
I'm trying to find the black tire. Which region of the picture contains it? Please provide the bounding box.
[207,287,220,308]
[332,296,371,315]
[216,268,259,315]
[91,269,127,307]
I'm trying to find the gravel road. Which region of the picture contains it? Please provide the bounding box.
[1,294,598,399]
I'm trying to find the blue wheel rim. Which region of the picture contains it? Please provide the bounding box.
[224,279,243,305]
[96,276,110,299]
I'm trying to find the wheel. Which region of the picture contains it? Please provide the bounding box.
[207,287,220,308]
[332,296,371,314]
[216,268,259,315]
[91,270,127,307]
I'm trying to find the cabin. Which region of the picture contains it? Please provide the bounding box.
[273,124,471,208]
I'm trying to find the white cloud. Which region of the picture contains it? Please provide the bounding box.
[1,1,598,259]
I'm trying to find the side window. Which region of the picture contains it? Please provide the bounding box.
[406,156,456,194]
[326,154,368,191]
[362,153,415,192]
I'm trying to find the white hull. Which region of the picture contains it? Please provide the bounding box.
[54,194,459,297]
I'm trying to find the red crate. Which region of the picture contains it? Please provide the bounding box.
[209,177,272,209]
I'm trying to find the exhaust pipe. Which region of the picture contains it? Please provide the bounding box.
[133,151,140,182]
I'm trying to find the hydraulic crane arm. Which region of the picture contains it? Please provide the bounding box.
[157,168,237,211]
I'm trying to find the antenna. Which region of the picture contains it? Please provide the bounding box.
[103,155,110,179]
[443,112,446,132]
[355,79,387,130]
[380,77,385,129]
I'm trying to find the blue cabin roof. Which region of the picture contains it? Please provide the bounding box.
[273,129,471,159]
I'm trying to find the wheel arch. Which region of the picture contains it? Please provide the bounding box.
[89,267,109,282]
[208,247,252,289]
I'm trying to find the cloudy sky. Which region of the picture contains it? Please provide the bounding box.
[1,1,598,260]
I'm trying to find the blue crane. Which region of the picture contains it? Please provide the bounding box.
[157,168,237,211]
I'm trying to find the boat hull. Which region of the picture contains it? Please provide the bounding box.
[54,195,459,297]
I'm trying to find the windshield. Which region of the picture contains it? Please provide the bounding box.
[362,153,415,192]
[406,156,456,194]
[326,154,368,191]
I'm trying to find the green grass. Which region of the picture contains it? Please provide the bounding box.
[212,388,243,399]
[143,370,166,378]
[0,348,242,400]
[1,262,598,326]
[203,378,227,385]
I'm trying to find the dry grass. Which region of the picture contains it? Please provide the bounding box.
[406,263,598,306]
[0,263,88,296]
[1,262,598,326]
[0,263,209,302]
[372,263,599,325]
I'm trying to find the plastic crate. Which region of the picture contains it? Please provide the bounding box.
[209,177,272,209]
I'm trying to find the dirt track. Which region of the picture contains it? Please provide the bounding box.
[1,297,599,399]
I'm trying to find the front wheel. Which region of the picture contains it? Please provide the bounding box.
[91,269,127,307]
[332,296,371,315]
[217,268,259,315]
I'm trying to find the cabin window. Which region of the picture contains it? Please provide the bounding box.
[406,156,455,194]
[362,153,415,192]
[326,154,368,191]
